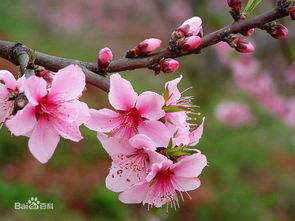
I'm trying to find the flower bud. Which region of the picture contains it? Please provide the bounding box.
[174,17,202,38]
[98,47,113,69]
[178,36,202,53]
[136,38,162,55]
[289,6,295,20]
[232,38,255,53]
[241,28,255,37]
[266,24,288,39]
[227,0,242,10]
[160,59,179,73]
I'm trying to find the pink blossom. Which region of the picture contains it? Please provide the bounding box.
[160,59,179,73]
[136,38,162,55]
[119,152,207,210]
[178,36,202,53]
[98,47,113,69]
[98,133,167,192]
[0,71,24,123]
[215,101,255,127]
[176,16,203,38]
[6,65,90,163]
[85,73,170,147]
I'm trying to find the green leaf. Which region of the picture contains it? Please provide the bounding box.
[243,0,262,15]
[163,105,191,113]
[162,86,170,103]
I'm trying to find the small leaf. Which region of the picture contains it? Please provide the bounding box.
[163,86,170,103]
[243,0,262,15]
[163,105,191,113]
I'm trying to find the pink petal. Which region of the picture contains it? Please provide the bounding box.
[119,181,149,204]
[106,162,145,192]
[171,153,207,178]
[165,75,182,105]
[24,76,47,106]
[145,160,172,182]
[136,91,165,120]
[189,117,205,146]
[128,134,156,151]
[49,65,85,101]
[84,108,122,132]
[28,117,60,163]
[0,70,17,90]
[109,74,138,110]
[138,120,170,147]
[97,132,134,155]
[173,177,201,191]
[59,100,90,125]
[50,117,82,142]
[0,86,12,123]
[5,104,37,136]
[146,149,169,165]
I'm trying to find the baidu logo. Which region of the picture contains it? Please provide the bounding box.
[14,197,54,210]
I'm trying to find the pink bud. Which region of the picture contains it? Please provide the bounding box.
[98,47,113,69]
[241,28,255,37]
[176,17,202,38]
[178,36,202,53]
[136,38,162,55]
[267,24,289,39]
[160,59,179,73]
[227,0,242,10]
[233,38,255,53]
[289,6,295,20]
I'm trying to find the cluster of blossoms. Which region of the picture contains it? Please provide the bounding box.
[0,67,207,211]
[85,74,207,211]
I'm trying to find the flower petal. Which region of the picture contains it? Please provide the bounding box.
[84,108,122,132]
[5,104,37,136]
[189,117,205,146]
[0,70,17,90]
[49,65,86,101]
[128,134,156,151]
[138,120,170,147]
[106,162,145,192]
[119,181,149,204]
[173,176,201,191]
[171,153,207,178]
[165,75,182,105]
[24,76,47,106]
[28,117,60,163]
[109,73,138,110]
[51,117,82,142]
[136,91,165,120]
[97,132,134,155]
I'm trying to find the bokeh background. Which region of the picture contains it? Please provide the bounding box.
[0,0,295,220]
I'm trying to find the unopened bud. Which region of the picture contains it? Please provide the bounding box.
[178,36,202,53]
[98,47,113,69]
[232,38,255,53]
[266,24,288,39]
[174,17,202,39]
[160,59,179,73]
[37,69,54,85]
[227,0,242,10]
[289,6,295,20]
[126,38,162,58]
[241,28,255,37]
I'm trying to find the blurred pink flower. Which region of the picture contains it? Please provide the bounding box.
[285,62,295,83]
[6,65,90,163]
[215,101,255,127]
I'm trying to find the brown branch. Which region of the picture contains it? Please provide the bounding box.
[0,1,292,93]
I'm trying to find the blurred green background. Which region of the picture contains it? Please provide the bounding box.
[0,0,295,220]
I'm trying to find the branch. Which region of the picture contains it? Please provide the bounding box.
[0,2,292,92]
